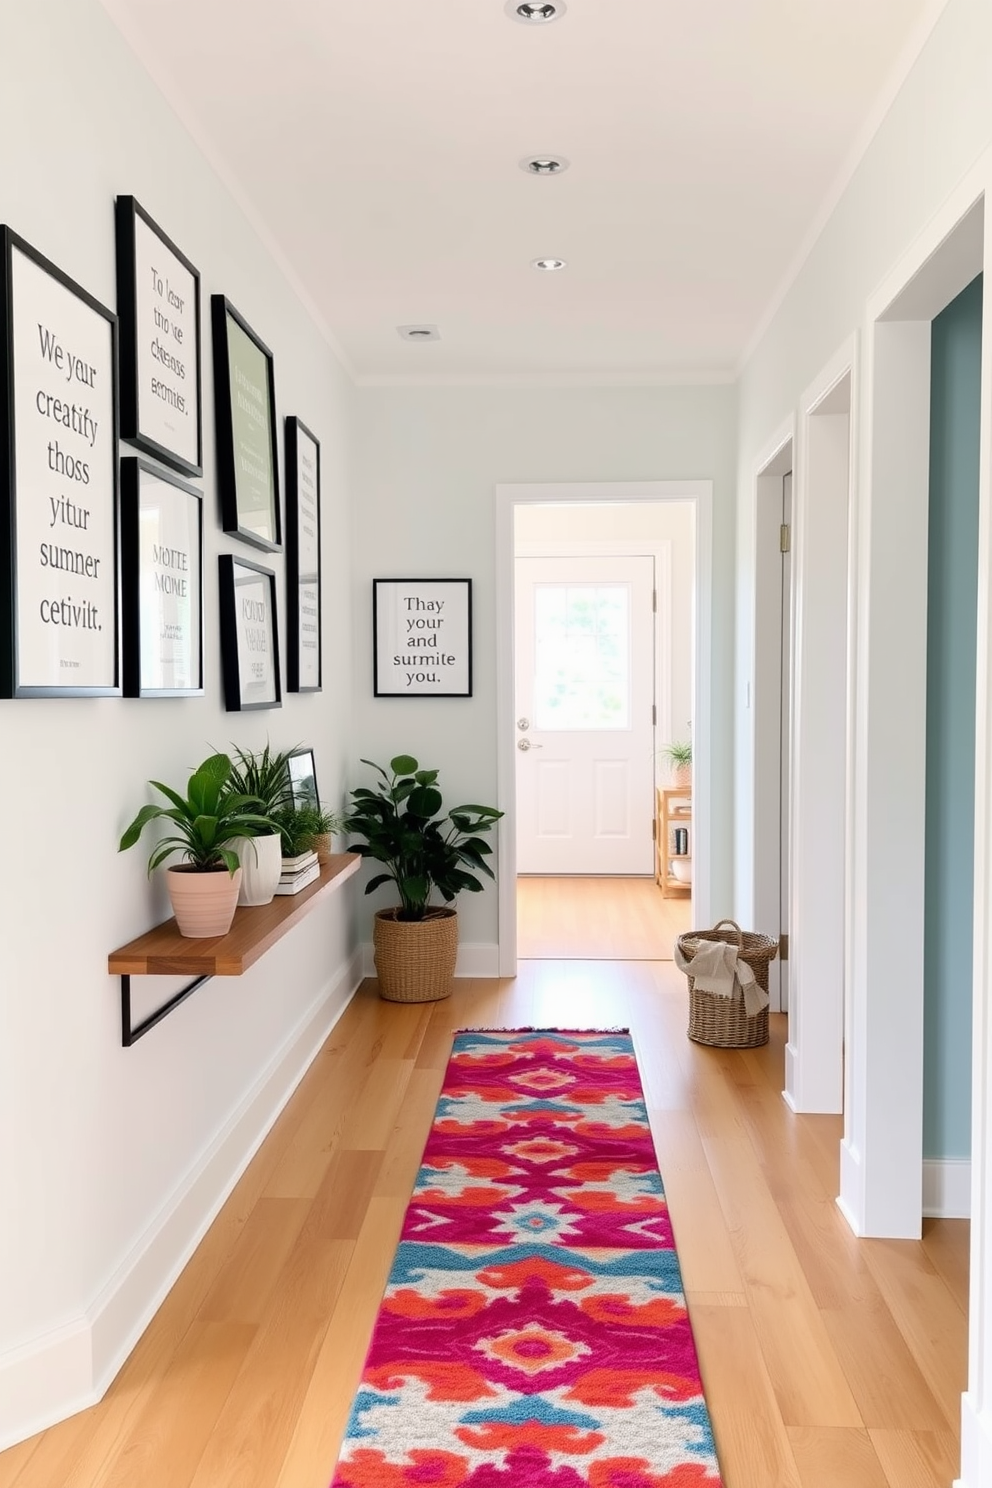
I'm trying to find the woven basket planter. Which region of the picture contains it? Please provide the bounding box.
[373,906,458,1003]
[677,919,778,1048]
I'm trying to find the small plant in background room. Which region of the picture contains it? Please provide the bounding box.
[118,752,276,936]
[346,754,503,1003]
[659,738,692,787]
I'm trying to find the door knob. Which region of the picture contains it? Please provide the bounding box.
[517,738,543,751]
[517,717,530,731]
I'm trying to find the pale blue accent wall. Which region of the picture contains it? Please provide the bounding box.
[924,272,983,1159]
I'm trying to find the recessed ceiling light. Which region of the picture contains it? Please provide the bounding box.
[520,155,570,176]
[505,0,567,23]
[397,324,440,341]
[531,257,567,272]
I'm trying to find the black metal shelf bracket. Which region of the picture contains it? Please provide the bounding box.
[121,973,213,1047]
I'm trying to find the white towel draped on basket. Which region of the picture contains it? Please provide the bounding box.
[674,937,769,1018]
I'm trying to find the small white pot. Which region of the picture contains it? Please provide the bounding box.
[231,831,283,906]
[671,855,693,884]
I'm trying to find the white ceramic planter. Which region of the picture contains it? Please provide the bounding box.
[231,831,283,906]
[166,865,242,937]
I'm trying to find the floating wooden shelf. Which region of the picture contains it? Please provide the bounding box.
[109,853,361,1045]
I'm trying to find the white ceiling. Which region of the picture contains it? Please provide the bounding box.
[99,0,941,383]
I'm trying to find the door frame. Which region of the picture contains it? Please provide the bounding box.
[495,480,713,976]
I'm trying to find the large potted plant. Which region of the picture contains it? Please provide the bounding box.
[346,754,503,1002]
[119,752,277,937]
[226,742,296,905]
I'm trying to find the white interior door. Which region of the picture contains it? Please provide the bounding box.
[515,555,655,874]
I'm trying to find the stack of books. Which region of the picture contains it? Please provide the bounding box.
[274,849,320,895]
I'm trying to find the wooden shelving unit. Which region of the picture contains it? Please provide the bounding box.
[109,853,361,1045]
[656,787,692,898]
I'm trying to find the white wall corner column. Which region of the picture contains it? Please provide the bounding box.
[785,345,855,1114]
[843,317,930,1238]
[957,182,992,1488]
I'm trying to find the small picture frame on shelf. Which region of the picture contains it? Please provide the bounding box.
[120,457,203,697]
[285,416,321,691]
[372,578,472,697]
[286,747,318,809]
[211,295,280,551]
[115,196,202,477]
[0,225,120,697]
[218,553,281,710]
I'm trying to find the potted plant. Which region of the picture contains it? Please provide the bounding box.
[226,742,297,905]
[346,754,503,1002]
[660,739,692,789]
[118,752,277,937]
[273,800,347,864]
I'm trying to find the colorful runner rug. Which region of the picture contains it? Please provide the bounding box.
[332,1029,723,1487]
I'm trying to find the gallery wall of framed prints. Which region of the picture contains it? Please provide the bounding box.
[0,225,121,698]
[115,196,202,477]
[211,295,281,553]
[0,199,329,714]
[285,416,321,693]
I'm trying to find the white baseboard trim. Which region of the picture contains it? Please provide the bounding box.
[361,940,500,980]
[783,1041,798,1110]
[923,1158,971,1219]
[957,1392,992,1488]
[837,1137,863,1235]
[0,947,364,1453]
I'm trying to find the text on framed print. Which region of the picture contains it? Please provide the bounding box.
[0,228,119,697]
[373,578,472,697]
[115,196,202,476]
[285,416,321,692]
[219,554,281,711]
[120,458,202,697]
[211,296,280,552]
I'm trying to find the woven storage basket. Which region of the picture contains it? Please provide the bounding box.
[677,919,778,1048]
[373,906,458,1003]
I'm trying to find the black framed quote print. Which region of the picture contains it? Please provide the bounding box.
[0,226,120,697]
[285,416,321,692]
[115,196,202,477]
[218,553,281,711]
[120,457,203,698]
[373,578,472,697]
[211,295,280,552]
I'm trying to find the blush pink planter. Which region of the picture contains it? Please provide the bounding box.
[166,865,242,938]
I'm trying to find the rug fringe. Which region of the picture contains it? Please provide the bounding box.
[455,1025,631,1034]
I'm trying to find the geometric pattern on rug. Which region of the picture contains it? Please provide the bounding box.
[332,1029,723,1487]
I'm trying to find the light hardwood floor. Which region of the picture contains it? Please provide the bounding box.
[0,960,966,1488]
[517,874,693,959]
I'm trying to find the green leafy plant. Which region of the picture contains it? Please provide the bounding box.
[118,752,277,874]
[273,801,347,858]
[659,740,692,769]
[226,742,298,814]
[346,754,503,921]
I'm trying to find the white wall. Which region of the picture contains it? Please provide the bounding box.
[354,383,738,952]
[735,0,992,918]
[733,1,992,1480]
[0,0,358,1445]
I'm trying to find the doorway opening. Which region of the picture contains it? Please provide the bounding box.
[495,481,713,975]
